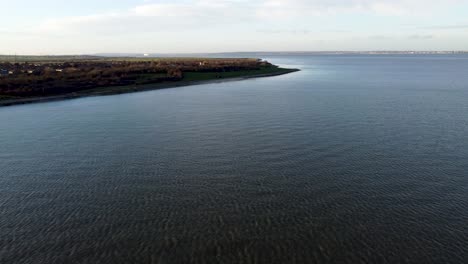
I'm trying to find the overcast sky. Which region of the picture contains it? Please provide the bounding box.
[1,0,468,54]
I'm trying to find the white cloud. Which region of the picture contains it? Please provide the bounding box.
[257,0,466,17]
[4,0,468,54]
[132,3,196,17]
[35,0,468,35]
[36,1,255,35]
[409,34,434,39]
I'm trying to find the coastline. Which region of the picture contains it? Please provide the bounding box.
[0,68,299,107]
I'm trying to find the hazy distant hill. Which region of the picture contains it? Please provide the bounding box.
[93,51,468,59]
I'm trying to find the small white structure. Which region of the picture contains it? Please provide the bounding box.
[56,69,63,72]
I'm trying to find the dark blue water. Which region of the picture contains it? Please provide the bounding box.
[1,55,467,263]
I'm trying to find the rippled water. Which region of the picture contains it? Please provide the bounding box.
[1,55,468,263]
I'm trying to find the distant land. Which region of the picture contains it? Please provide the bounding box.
[2,51,467,61]
[0,56,298,106]
[93,51,468,58]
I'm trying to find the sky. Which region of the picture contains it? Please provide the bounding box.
[1,0,468,54]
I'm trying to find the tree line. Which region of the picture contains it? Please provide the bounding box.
[0,59,272,98]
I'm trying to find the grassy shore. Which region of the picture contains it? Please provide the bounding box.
[0,65,299,107]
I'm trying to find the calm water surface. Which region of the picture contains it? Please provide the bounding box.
[1,55,467,263]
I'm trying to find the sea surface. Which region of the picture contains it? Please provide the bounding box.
[1,55,467,264]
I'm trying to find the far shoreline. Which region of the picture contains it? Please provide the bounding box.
[0,68,299,107]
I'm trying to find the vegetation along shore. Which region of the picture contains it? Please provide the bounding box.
[0,56,299,107]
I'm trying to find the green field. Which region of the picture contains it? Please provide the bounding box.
[0,57,299,106]
[182,66,296,82]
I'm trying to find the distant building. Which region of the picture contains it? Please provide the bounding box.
[0,69,8,76]
[56,69,63,72]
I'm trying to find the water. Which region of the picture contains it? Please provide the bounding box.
[1,55,467,263]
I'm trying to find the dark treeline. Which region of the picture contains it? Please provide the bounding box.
[0,58,272,98]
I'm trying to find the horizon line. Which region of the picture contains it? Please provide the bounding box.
[2,50,468,57]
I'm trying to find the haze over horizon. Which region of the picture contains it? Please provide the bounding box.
[1,0,468,55]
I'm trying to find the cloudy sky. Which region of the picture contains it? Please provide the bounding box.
[1,0,468,54]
